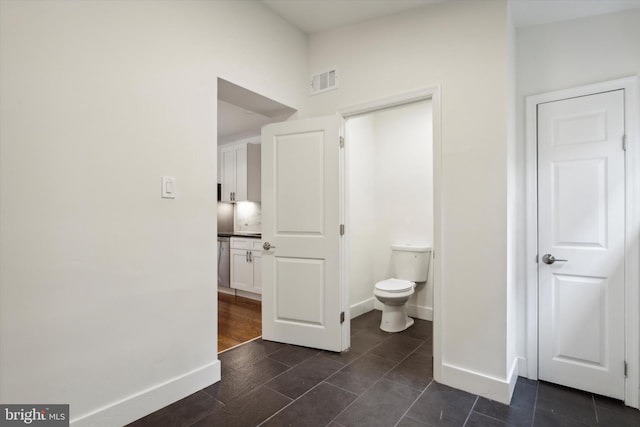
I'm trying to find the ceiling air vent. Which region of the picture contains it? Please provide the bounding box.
[311,69,338,95]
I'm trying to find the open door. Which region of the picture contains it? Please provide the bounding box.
[261,115,347,352]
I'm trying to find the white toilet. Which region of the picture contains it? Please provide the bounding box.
[374,244,431,332]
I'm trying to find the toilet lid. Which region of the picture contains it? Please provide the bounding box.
[375,278,414,293]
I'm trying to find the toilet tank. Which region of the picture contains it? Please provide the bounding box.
[391,244,431,282]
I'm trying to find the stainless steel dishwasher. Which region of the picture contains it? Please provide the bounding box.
[217,236,230,288]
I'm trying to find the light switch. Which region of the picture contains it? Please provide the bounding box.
[161,176,176,199]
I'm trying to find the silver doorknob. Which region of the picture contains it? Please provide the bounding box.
[542,254,568,265]
[263,242,276,251]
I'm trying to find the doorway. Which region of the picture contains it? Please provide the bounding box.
[344,100,434,323]
[258,89,442,356]
[216,85,443,387]
[216,78,297,352]
[525,77,640,407]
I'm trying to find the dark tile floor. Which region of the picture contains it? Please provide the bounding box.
[128,310,640,427]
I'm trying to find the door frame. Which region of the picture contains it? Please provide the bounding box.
[339,86,443,379]
[525,76,640,407]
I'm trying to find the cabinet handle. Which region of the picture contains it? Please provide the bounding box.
[246,251,249,262]
[248,251,252,262]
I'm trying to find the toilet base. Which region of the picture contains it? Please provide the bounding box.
[379,304,414,333]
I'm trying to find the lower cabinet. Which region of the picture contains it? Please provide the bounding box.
[230,238,262,294]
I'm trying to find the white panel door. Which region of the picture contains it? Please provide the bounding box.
[538,90,625,399]
[261,115,346,352]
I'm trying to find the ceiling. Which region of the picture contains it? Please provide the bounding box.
[261,0,640,33]
[510,0,640,27]
[261,0,444,34]
[219,0,640,144]
[218,79,296,145]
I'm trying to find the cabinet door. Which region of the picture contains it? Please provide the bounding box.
[219,142,261,202]
[251,251,262,293]
[230,249,252,291]
[246,143,261,201]
[220,146,236,202]
[234,144,248,201]
[230,237,252,250]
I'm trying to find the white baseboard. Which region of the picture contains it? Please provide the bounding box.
[440,360,517,404]
[236,290,261,301]
[71,360,221,427]
[350,297,375,319]
[407,303,433,321]
[373,300,432,321]
[508,357,519,400]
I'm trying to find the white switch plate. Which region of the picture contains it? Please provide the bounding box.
[161,176,176,199]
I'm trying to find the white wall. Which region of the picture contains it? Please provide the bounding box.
[347,101,434,319]
[372,102,434,318]
[515,8,640,373]
[346,115,377,316]
[310,0,516,401]
[0,1,308,425]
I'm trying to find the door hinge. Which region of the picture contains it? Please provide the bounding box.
[340,311,345,324]
[340,224,345,236]
[340,136,345,148]
[624,361,628,377]
[623,134,627,151]
[535,254,539,264]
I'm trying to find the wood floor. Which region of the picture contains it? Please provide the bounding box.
[218,292,261,352]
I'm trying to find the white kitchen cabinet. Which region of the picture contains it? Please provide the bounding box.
[230,237,262,294]
[219,142,261,202]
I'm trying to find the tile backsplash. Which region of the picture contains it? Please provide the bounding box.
[234,201,261,233]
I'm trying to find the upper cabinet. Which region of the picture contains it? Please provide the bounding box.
[219,141,261,202]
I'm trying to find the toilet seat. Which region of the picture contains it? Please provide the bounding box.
[374,278,414,293]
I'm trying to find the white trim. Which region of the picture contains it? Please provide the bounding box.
[235,289,261,301]
[407,303,433,321]
[525,76,640,408]
[350,297,376,319]
[525,89,539,381]
[624,77,640,408]
[508,357,520,401]
[432,87,443,383]
[340,88,437,117]
[70,360,221,427]
[217,287,236,296]
[339,85,443,380]
[440,359,518,405]
[339,114,350,351]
